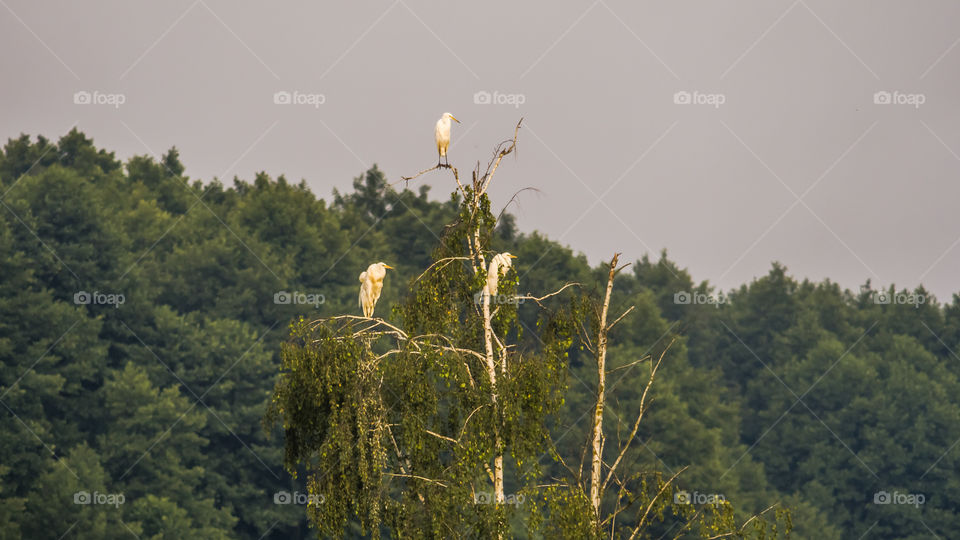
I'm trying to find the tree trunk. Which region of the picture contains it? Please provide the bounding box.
[482,287,505,504]
[590,254,619,523]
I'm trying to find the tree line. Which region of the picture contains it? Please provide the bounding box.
[0,129,955,538]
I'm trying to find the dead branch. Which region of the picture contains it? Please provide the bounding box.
[578,321,595,354]
[424,429,458,445]
[606,355,650,375]
[601,339,675,494]
[310,315,410,340]
[479,119,523,193]
[607,306,635,331]
[494,186,541,227]
[516,282,580,303]
[398,164,443,183]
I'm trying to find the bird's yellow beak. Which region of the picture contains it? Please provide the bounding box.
[509,254,518,259]
[451,115,460,124]
[383,264,394,269]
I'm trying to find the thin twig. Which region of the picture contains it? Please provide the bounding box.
[383,473,449,488]
[607,306,635,331]
[630,466,689,539]
[601,339,675,494]
[704,503,780,539]
[414,256,473,283]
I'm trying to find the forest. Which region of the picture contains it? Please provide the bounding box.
[0,129,955,539]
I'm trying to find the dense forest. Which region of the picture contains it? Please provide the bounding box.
[0,129,956,538]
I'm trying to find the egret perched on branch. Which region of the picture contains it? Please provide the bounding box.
[484,252,517,297]
[435,112,460,167]
[359,262,393,317]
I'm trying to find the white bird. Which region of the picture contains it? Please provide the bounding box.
[434,112,460,167]
[484,252,517,297]
[359,262,394,317]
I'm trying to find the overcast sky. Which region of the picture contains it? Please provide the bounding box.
[3,0,959,300]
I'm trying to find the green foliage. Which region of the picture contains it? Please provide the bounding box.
[0,130,956,538]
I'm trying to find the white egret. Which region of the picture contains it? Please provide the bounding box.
[484,252,517,297]
[434,112,460,167]
[359,262,394,317]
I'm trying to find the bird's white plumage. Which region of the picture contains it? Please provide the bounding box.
[484,252,517,297]
[434,112,459,164]
[359,262,392,317]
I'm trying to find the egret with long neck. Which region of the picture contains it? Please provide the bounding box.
[434,112,460,167]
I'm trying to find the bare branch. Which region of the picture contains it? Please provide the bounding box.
[516,281,580,302]
[606,355,650,375]
[607,305,635,331]
[424,429,458,445]
[602,339,675,494]
[310,315,410,340]
[578,321,595,354]
[495,186,541,227]
[398,163,445,183]
[479,119,523,193]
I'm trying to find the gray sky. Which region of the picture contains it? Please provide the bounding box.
[3,0,959,300]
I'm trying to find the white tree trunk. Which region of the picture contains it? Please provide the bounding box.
[482,287,505,504]
[590,254,619,520]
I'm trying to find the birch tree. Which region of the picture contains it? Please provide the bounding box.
[266,121,575,538]
[265,122,791,539]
